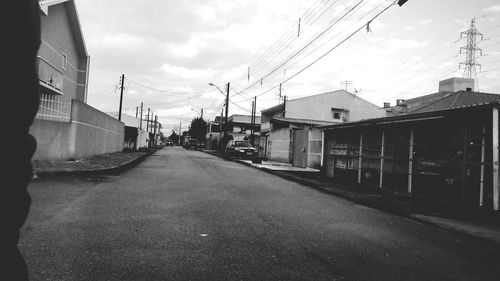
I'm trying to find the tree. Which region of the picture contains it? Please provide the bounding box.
[188,117,207,141]
[169,130,179,144]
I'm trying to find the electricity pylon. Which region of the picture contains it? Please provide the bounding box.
[459,18,483,79]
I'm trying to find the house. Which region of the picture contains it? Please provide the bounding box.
[320,78,500,211]
[38,0,89,103]
[260,90,386,169]
[30,0,124,160]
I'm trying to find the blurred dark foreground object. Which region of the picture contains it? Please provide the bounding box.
[0,1,41,280]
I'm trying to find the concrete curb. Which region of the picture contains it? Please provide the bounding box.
[201,149,500,246]
[32,149,158,178]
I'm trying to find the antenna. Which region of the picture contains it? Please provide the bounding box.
[459,18,483,79]
[340,80,352,91]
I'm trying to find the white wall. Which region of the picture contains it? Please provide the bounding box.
[286,90,385,122]
[269,128,292,163]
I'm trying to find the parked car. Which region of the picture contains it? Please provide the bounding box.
[225,140,257,159]
[183,139,201,150]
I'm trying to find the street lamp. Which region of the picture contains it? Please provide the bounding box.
[208,82,226,97]
[191,108,203,119]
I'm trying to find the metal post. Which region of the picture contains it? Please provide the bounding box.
[493,108,499,210]
[379,129,385,188]
[225,82,230,132]
[154,115,158,146]
[480,125,486,207]
[146,108,150,132]
[408,128,414,194]
[332,135,336,178]
[320,131,325,168]
[461,124,469,207]
[139,102,143,130]
[220,108,223,138]
[118,74,124,121]
[358,131,363,184]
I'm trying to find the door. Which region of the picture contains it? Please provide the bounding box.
[293,129,308,168]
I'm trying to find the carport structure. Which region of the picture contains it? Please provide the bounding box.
[320,102,500,211]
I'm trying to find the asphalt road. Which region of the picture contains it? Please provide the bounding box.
[20,147,500,281]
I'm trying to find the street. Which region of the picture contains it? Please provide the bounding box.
[20,147,500,281]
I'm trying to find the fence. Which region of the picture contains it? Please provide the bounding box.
[35,93,71,122]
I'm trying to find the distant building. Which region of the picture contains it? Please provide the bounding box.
[206,114,261,150]
[260,90,386,169]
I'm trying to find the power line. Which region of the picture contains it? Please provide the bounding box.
[240,0,400,102]
[243,0,344,82]
[241,0,325,80]
[235,0,369,96]
[126,77,203,97]
[246,0,378,91]
[249,1,360,87]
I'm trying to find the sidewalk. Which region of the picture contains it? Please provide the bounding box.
[32,148,158,177]
[203,149,500,246]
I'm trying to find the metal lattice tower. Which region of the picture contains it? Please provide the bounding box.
[459,18,483,79]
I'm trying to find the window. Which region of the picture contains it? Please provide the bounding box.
[332,108,349,122]
[62,54,67,70]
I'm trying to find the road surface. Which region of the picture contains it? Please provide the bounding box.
[20,147,500,280]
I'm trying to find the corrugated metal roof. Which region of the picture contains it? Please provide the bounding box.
[319,101,500,130]
[409,91,500,114]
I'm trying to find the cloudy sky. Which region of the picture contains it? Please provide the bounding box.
[76,0,500,134]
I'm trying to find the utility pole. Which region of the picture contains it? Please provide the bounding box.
[139,102,143,130]
[150,110,153,133]
[154,115,158,146]
[251,99,254,145]
[118,74,125,121]
[225,82,230,133]
[201,108,204,120]
[283,95,287,117]
[460,18,483,79]
[135,106,138,118]
[146,108,150,132]
[220,108,223,138]
[251,96,256,145]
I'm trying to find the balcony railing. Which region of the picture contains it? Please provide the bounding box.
[36,93,71,122]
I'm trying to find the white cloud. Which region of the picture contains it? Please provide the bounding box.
[420,19,432,25]
[483,4,500,14]
[160,64,218,80]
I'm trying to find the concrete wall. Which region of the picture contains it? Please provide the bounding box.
[30,119,74,160]
[137,130,148,149]
[286,90,385,122]
[39,2,88,102]
[269,128,292,163]
[31,100,124,160]
[308,128,323,169]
